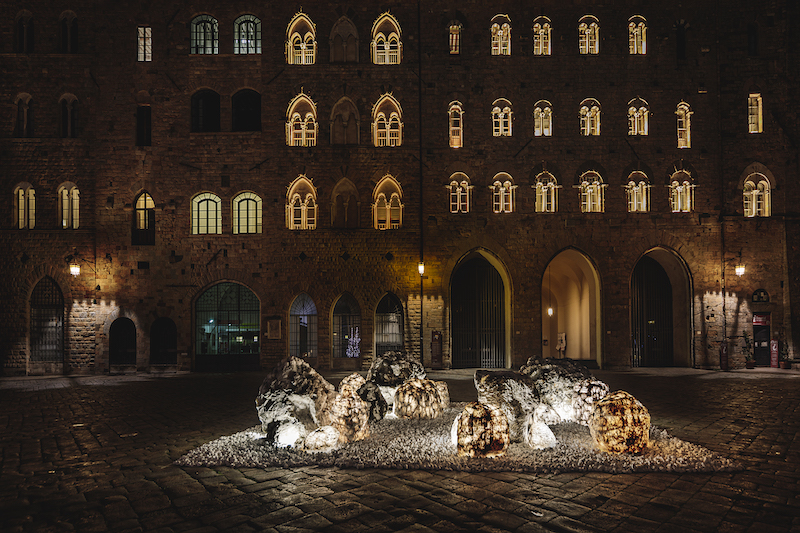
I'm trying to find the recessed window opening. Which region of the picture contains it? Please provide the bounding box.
[533,17,551,56]
[191,192,222,234]
[578,171,605,212]
[448,101,464,148]
[534,100,552,137]
[448,173,472,214]
[58,183,80,229]
[191,15,219,55]
[491,174,515,213]
[669,171,694,212]
[235,15,261,54]
[743,173,771,217]
[676,102,692,148]
[14,182,35,229]
[534,172,559,213]
[579,16,599,55]
[138,26,152,61]
[628,16,646,54]
[286,13,315,64]
[233,192,262,234]
[626,172,650,212]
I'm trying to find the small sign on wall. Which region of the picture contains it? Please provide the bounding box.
[753,313,770,326]
[267,319,281,340]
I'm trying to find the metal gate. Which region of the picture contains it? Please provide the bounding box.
[632,256,674,367]
[451,257,505,368]
[30,277,64,362]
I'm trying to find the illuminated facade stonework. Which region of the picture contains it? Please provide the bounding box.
[1,2,798,375]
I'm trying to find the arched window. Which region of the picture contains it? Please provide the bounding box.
[372,94,403,147]
[743,173,771,217]
[628,98,649,136]
[448,173,472,214]
[59,94,78,138]
[331,178,360,228]
[579,15,599,55]
[58,183,79,229]
[580,98,601,136]
[191,192,222,234]
[628,16,646,54]
[14,182,35,229]
[534,172,559,213]
[290,293,318,358]
[286,176,317,230]
[676,102,692,148]
[333,294,361,359]
[626,172,650,212]
[578,171,605,213]
[195,283,260,359]
[533,17,551,56]
[232,192,262,234]
[59,11,78,53]
[330,16,358,62]
[232,89,261,132]
[330,97,360,145]
[491,15,512,56]
[748,92,763,133]
[285,93,317,146]
[14,93,33,138]
[373,175,403,229]
[133,192,155,245]
[490,173,516,213]
[190,15,218,55]
[492,99,513,137]
[448,101,464,148]
[669,171,694,212]
[449,22,462,54]
[286,12,316,64]
[372,13,402,64]
[234,15,261,54]
[15,11,34,53]
[30,277,64,363]
[191,89,220,132]
[375,293,404,357]
[534,100,552,137]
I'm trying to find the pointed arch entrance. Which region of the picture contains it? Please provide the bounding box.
[30,276,65,370]
[541,249,602,367]
[451,252,510,368]
[631,248,692,367]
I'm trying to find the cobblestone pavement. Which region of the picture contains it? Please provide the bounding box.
[1,367,799,532]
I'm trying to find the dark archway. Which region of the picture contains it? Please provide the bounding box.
[110,317,136,366]
[332,293,361,369]
[30,276,64,364]
[195,282,260,371]
[150,317,177,365]
[375,293,403,357]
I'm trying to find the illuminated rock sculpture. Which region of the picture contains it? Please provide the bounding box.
[257,355,337,426]
[255,389,318,448]
[394,378,446,419]
[304,425,341,452]
[366,351,427,406]
[451,401,510,457]
[589,390,651,454]
[340,372,367,392]
[434,381,450,409]
[474,369,540,441]
[328,385,370,443]
[356,380,388,421]
[522,411,558,450]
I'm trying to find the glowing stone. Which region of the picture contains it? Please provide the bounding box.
[451,401,509,458]
[522,411,558,450]
[474,370,539,442]
[328,386,370,443]
[255,389,318,448]
[340,372,366,392]
[434,381,450,409]
[304,426,340,452]
[257,355,337,427]
[356,380,388,421]
[589,390,651,454]
[366,351,427,387]
[394,378,445,419]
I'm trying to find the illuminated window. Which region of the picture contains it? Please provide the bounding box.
[191,192,222,234]
[748,93,763,133]
[579,16,599,55]
[676,102,692,148]
[373,175,403,229]
[331,97,360,145]
[14,93,33,138]
[448,101,464,148]
[578,171,605,213]
[133,192,155,245]
[59,94,78,138]
[491,15,512,56]
[191,90,220,132]
[534,172,559,213]
[628,16,646,54]
[492,99,513,137]
[534,100,552,137]
[60,12,77,53]
[627,98,649,136]
[580,98,601,136]
[190,15,218,55]
[491,173,516,213]
[533,17,552,56]
[626,172,650,213]
[372,13,402,64]
[286,12,315,64]
[743,173,771,217]
[285,93,317,146]
[15,12,34,53]
[14,183,35,229]
[669,171,694,212]
[449,22,462,54]
[330,16,358,63]
[138,26,152,61]
[448,173,472,214]
[372,94,403,147]
[234,15,261,54]
[232,192,262,234]
[285,176,317,230]
[58,183,79,229]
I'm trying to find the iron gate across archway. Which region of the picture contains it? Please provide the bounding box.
[632,256,674,367]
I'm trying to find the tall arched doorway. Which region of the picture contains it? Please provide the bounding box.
[110,317,137,366]
[195,282,260,371]
[631,249,692,367]
[541,249,602,367]
[30,276,64,371]
[451,255,506,368]
[150,317,178,365]
[332,293,361,370]
[375,293,404,357]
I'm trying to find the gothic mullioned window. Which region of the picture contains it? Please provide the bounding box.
[330,97,360,145]
[676,102,692,148]
[449,23,462,54]
[133,192,155,245]
[533,100,552,137]
[491,15,511,56]
[190,15,218,55]
[748,93,763,133]
[138,26,152,61]
[372,13,402,64]
[492,99,512,137]
[448,173,472,214]
[490,173,516,213]
[331,178,359,228]
[579,16,599,55]
[373,175,403,229]
[14,93,33,138]
[743,173,771,217]
[58,183,79,229]
[59,11,78,53]
[372,94,403,147]
[330,16,358,62]
[448,101,464,148]
[59,94,78,138]
[286,13,315,64]
[533,17,551,56]
[578,171,605,213]
[286,176,317,230]
[15,11,34,53]
[580,98,601,136]
[627,98,649,136]
[628,16,646,54]
[669,171,694,212]
[232,192,262,234]
[626,172,650,213]
[234,15,261,54]
[191,192,222,234]
[286,93,317,146]
[534,172,559,213]
[14,183,35,229]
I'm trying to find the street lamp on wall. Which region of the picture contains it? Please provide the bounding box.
[735,264,746,277]
[69,262,80,277]
[418,262,425,276]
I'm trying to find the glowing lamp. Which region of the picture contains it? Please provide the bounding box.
[69,263,80,277]
[735,264,745,277]
[418,262,425,276]
[547,307,554,316]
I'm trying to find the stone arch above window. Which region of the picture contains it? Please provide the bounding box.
[626,171,650,213]
[533,16,551,56]
[743,173,771,218]
[580,98,601,136]
[59,93,78,138]
[14,182,35,229]
[533,171,559,213]
[232,89,261,132]
[490,172,516,213]
[491,14,512,56]
[59,11,78,53]
[14,93,33,138]
[232,191,262,234]
[330,97,360,145]
[492,98,513,137]
[234,15,261,54]
[676,102,692,148]
[448,172,472,214]
[372,12,402,64]
[286,176,317,230]
[577,171,605,213]
[448,101,464,148]
[286,12,316,65]
[15,11,34,53]
[191,89,220,132]
[191,14,219,55]
[578,15,599,55]
[629,15,646,54]
[286,93,317,146]
[133,191,155,245]
[372,175,403,229]
[57,182,79,229]
[191,192,222,234]
[331,178,360,228]
[372,94,403,147]
[330,16,358,62]
[533,100,552,137]
[627,97,649,136]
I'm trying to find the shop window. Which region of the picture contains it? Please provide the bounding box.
[375,293,404,357]
[196,283,260,357]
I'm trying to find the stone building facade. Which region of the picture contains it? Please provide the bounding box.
[2,1,798,375]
